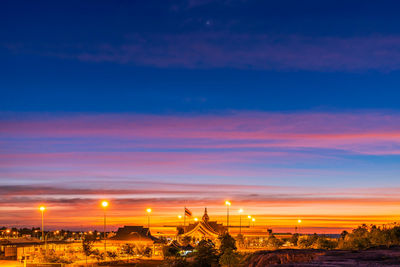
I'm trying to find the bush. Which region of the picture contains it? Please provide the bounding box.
[265,235,283,249]
[337,224,400,250]
[163,245,180,259]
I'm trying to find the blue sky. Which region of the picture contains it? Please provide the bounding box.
[2,0,400,113]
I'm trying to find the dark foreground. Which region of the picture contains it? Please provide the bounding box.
[247,246,400,266]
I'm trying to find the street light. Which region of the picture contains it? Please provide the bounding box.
[248,215,252,227]
[146,208,152,228]
[101,201,109,255]
[297,219,302,234]
[194,217,198,222]
[39,206,45,241]
[252,217,256,227]
[225,201,231,231]
[238,209,243,234]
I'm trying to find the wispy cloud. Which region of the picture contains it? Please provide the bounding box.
[7,33,400,71]
[1,111,400,155]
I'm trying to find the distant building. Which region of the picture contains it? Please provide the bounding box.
[110,226,155,243]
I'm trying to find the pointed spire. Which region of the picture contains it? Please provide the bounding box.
[202,207,209,222]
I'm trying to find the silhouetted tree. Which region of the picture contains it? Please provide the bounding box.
[219,233,237,253]
[219,248,240,267]
[194,240,219,267]
[81,236,94,264]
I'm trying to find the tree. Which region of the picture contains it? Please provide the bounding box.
[194,240,219,267]
[265,235,283,249]
[340,230,348,240]
[236,234,245,248]
[289,233,299,246]
[81,236,94,264]
[218,233,237,253]
[219,248,240,267]
[182,235,192,246]
[107,251,118,261]
[121,243,135,260]
[313,236,338,250]
[162,245,180,259]
[91,249,105,262]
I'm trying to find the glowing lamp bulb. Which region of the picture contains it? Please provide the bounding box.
[298,219,302,223]
[101,201,109,208]
[239,209,243,213]
[248,215,251,219]
[225,201,231,206]
[194,218,198,222]
[252,218,255,222]
[39,206,45,211]
[146,208,152,213]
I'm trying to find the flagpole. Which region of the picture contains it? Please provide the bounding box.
[183,206,186,229]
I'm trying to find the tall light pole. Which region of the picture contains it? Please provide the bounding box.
[297,219,302,234]
[225,201,231,232]
[146,208,152,228]
[248,215,252,227]
[101,201,109,255]
[39,206,45,241]
[178,215,182,226]
[252,217,256,227]
[238,209,243,234]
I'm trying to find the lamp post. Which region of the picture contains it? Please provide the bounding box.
[252,217,255,227]
[297,219,302,234]
[225,201,231,232]
[101,201,109,255]
[238,209,243,234]
[39,206,45,241]
[146,208,152,228]
[248,215,252,227]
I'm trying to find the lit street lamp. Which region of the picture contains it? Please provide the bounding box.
[252,217,256,227]
[238,209,243,234]
[225,201,231,232]
[178,215,182,226]
[146,208,152,228]
[194,217,198,222]
[297,219,302,234]
[39,206,45,241]
[101,200,109,255]
[248,215,252,227]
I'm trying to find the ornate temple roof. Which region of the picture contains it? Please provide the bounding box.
[181,208,226,238]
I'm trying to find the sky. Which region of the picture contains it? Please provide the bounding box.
[1,0,400,233]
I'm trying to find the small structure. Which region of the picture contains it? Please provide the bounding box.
[109,226,156,243]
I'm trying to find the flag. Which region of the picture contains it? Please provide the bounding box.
[185,208,192,217]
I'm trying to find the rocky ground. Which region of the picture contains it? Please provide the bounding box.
[246,246,400,266]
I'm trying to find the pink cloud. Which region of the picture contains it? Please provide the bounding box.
[1,111,399,155]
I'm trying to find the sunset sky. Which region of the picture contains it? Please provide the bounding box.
[2,0,400,233]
